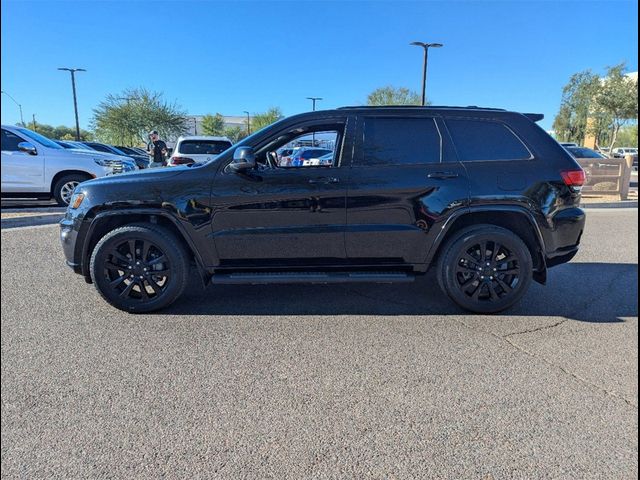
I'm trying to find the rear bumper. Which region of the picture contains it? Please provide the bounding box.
[544,207,585,267]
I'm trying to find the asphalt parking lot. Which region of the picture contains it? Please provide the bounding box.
[1,209,637,479]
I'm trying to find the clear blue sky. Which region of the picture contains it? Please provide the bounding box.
[1,0,638,131]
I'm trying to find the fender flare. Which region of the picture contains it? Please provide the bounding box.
[426,204,548,283]
[80,208,211,282]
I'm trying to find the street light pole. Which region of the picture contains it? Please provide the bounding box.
[243,111,251,135]
[409,42,443,106]
[1,90,25,125]
[306,96,322,112]
[306,97,322,145]
[58,67,86,140]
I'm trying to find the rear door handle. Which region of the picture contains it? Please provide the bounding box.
[309,177,340,184]
[427,171,459,179]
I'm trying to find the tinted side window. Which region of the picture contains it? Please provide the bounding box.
[1,129,24,151]
[446,119,531,161]
[361,117,441,166]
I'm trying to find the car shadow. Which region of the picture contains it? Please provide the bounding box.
[162,262,638,323]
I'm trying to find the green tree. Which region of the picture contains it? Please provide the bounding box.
[223,126,247,143]
[593,64,639,151]
[616,124,638,147]
[25,122,92,140]
[91,87,187,146]
[201,113,226,136]
[552,70,603,143]
[250,107,284,133]
[366,86,422,106]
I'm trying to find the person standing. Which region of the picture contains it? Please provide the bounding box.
[147,130,168,168]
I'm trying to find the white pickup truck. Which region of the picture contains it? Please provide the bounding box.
[1,125,136,205]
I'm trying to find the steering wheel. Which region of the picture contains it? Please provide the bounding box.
[267,151,279,169]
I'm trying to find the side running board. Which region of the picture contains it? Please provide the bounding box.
[211,271,415,285]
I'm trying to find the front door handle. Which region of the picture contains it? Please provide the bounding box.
[427,172,459,179]
[309,177,340,184]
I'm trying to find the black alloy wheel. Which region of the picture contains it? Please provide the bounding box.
[454,240,521,301]
[90,224,189,312]
[104,238,170,300]
[438,225,532,313]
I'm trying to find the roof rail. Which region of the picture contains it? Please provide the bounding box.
[336,105,507,111]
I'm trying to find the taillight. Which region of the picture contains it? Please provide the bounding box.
[560,169,586,187]
[171,156,194,165]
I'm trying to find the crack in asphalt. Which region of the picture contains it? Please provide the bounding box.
[345,274,638,409]
[505,265,632,338]
[503,319,569,338]
[452,317,638,409]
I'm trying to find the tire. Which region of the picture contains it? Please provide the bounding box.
[437,225,533,314]
[90,224,190,313]
[53,174,91,206]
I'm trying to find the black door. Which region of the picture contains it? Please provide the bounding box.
[210,119,354,266]
[345,115,469,265]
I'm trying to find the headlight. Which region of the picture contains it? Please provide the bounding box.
[69,192,85,209]
[93,158,109,166]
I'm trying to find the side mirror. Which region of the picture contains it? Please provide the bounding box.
[17,142,37,155]
[229,146,256,172]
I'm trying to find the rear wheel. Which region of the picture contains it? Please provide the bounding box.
[437,225,532,313]
[90,224,189,313]
[53,174,90,206]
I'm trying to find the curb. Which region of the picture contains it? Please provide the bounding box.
[581,201,638,209]
[0,207,66,214]
[1,214,63,230]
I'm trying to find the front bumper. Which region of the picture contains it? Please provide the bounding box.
[60,216,83,275]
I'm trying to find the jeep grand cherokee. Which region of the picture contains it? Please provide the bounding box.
[60,106,586,313]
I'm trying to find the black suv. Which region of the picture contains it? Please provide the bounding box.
[60,106,586,313]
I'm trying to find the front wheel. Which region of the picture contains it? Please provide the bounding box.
[437,225,533,314]
[90,224,189,313]
[53,174,91,206]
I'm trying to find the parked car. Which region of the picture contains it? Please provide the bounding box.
[53,139,138,170]
[564,146,613,184]
[54,140,78,149]
[79,141,149,170]
[1,125,136,205]
[317,152,334,166]
[559,142,579,147]
[277,146,303,166]
[114,146,151,169]
[612,147,638,158]
[130,146,149,156]
[167,136,233,166]
[564,146,607,159]
[289,147,333,167]
[60,106,586,314]
[54,140,97,150]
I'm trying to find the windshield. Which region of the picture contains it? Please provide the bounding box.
[566,147,605,159]
[16,128,63,149]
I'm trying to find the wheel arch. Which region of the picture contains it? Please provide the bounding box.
[427,206,547,284]
[80,209,209,284]
[50,170,95,194]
